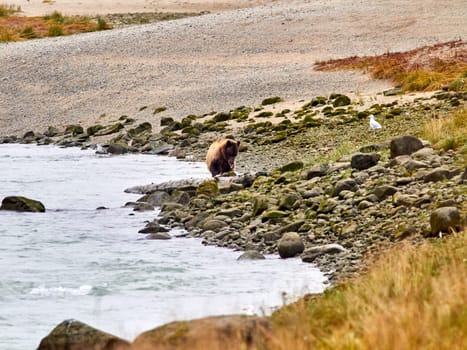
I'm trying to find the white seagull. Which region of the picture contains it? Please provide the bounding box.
[369,114,382,130]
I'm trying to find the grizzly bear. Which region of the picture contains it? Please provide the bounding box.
[206,138,240,177]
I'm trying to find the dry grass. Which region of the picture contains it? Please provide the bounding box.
[0,10,111,42]
[422,107,467,158]
[270,230,467,350]
[316,40,467,92]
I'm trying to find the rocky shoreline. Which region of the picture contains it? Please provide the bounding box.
[2,90,465,284]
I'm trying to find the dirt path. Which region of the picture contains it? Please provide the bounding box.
[1,0,466,137]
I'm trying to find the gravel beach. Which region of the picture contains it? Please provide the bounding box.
[1,0,466,137]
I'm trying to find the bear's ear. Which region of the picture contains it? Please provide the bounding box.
[226,139,235,146]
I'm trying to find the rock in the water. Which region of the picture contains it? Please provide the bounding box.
[146,232,171,240]
[390,136,423,158]
[137,191,170,206]
[132,202,155,211]
[429,206,462,236]
[0,196,45,212]
[301,244,347,263]
[237,250,266,260]
[37,319,130,350]
[350,153,380,170]
[107,143,129,155]
[132,315,272,350]
[278,232,304,259]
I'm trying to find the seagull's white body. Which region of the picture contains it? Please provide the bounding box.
[369,114,382,129]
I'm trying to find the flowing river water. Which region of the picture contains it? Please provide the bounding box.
[0,144,325,349]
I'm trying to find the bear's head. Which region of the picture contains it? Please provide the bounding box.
[224,139,240,169]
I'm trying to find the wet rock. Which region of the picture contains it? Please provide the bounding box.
[301,244,347,263]
[160,202,184,213]
[107,143,129,155]
[37,319,130,350]
[428,207,462,236]
[132,315,273,350]
[278,232,304,258]
[169,190,191,205]
[332,179,357,197]
[0,196,45,212]
[146,232,171,240]
[137,191,170,206]
[350,153,380,170]
[131,202,154,212]
[390,135,423,158]
[237,250,266,260]
[139,222,169,234]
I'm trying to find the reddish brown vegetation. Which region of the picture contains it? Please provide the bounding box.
[315,40,467,91]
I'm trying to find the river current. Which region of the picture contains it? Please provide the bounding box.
[0,144,325,349]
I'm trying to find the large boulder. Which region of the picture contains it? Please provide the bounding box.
[0,196,45,212]
[390,136,423,158]
[132,315,273,350]
[429,207,462,236]
[277,232,304,258]
[350,153,380,170]
[37,319,130,350]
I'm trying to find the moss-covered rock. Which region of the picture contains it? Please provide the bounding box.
[196,180,219,196]
[64,124,84,136]
[0,196,45,212]
[277,161,304,173]
[86,125,104,136]
[94,123,124,136]
[261,96,282,105]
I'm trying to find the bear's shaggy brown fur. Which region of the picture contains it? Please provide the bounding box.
[206,138,240,177]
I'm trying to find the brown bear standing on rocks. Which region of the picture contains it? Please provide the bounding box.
[206,138,240,177]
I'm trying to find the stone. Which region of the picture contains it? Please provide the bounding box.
[383,87,403,96]
[146,232,171,240]
[237,250,266,260]
[350,153,380,170]
[332,179,357,197]
[218,207,243,218]
[202,219,227,232]
[373,185,399,201]
[429,207,462,236]
[132,315,272,350]
[317,198,338,213]
[390,136,423,158]
[44,126,60,137]
[137,191,170,206]
[196,180,219,196]
[278,232,305,258]
[252,195,269,216]
[404,159,428,171]
[262,210,288,220]
[94,123,124,136]
[278,193,301,210]
[301,244,347,263]
[138,223,169,234]
[107,143,129,155]
[301,163,329,179]
[37,319,130,350]
[132,202,155,211]
[423,168,451,183]
[332,94,351,107]
[277,161,304,173]
[0,196,45,212]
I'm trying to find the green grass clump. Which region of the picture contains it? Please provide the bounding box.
[262,96,283,105]
[47,24,64,37]
[0,4,20,17]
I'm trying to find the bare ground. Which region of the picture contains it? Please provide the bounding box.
[1,0,466,137]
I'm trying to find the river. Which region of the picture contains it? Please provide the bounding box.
[0,144,325,348]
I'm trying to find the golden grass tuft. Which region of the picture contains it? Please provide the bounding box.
[0,11,111,42]
[316,40,467,92]
[422,107,467,157]
[0,3,21,17]
[270,230,467,350]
